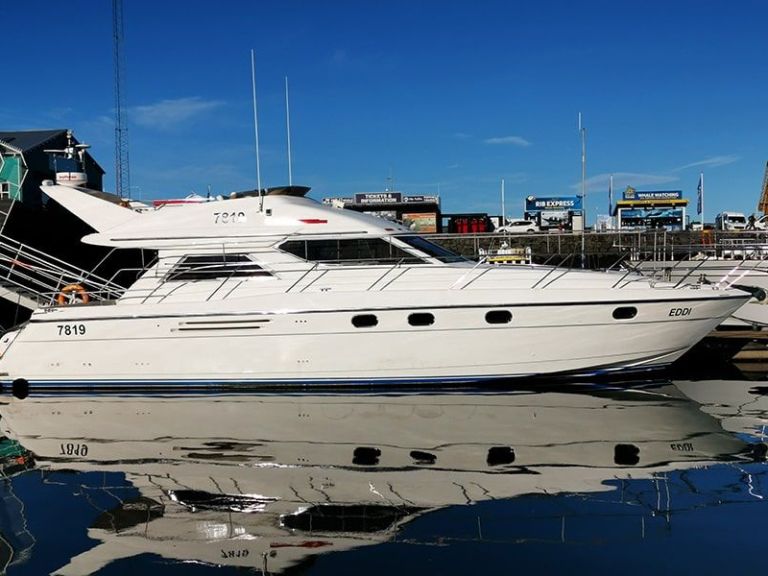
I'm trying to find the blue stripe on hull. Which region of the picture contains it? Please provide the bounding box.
[0,363,672,392]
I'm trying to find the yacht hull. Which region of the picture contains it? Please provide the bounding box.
[0,291,748,389]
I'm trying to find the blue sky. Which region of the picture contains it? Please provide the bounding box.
[2,0,767,223]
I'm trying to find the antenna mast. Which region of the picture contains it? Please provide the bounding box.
[112,0,130,198]
[500,178,506,226]
[250,50,263,210]
[285,76,293,186]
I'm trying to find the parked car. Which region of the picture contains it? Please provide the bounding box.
[714,212,747,231]
[751,214,768,230]
[496,220,539,233]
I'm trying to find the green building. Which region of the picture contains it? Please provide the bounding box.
[0,129,104,209]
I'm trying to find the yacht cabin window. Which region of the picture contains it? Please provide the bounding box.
[166,254,270,281]
[279,238,424,265]
[394,235,466,263]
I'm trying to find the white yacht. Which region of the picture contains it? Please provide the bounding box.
[0,183,751,392]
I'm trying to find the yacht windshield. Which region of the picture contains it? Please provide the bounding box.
[395,235,467,263]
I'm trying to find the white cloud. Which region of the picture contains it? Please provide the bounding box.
[130,97,225,129]
[576,172,679,192]
[484,135,531,147]
[671,155,740,172]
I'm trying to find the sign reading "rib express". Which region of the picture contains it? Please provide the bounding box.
[525,196,583,211]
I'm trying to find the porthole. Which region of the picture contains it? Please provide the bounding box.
[485,310,512,324]
[614,443,640,465]
[487,446,515,466]
[612,306,637,320]
[408,312,434,326]
[410,450,437,464]
[352,314,378,328]
[353,446,381,465]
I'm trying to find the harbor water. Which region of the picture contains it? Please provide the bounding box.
[1,367,767,575]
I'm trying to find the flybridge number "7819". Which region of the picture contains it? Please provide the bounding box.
[213,211,246,224]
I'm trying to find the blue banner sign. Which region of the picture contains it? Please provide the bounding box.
[525,196,583,211]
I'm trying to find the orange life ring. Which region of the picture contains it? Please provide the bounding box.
[56,284,90,306]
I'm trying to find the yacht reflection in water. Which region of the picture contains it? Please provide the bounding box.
[675,378,768,442]
[0,383,765,574]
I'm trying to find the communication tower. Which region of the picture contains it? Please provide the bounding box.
[758,162,768,214]
[112,0,130,198]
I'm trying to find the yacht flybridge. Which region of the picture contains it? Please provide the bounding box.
[0,183,751,391]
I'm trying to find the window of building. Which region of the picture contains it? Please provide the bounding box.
[166,254,270,281]
[0,182,10,199]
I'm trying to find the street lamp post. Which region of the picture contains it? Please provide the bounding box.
[579,113,587,269]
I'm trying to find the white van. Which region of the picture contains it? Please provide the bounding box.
[715,212,747,231]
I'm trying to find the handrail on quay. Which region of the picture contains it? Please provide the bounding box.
[429,229,768,269]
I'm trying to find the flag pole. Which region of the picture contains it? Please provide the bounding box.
[700,171,704,227]
[608,174,613,221]
[500,178,506,227]
[579,113,587,269]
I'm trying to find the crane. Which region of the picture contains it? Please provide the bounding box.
[112,0,130,198]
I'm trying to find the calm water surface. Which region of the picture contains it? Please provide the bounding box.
[1,373,766,575]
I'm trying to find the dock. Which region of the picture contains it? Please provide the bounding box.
[688,328,768,372]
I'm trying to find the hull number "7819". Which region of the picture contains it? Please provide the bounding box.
[57,324,86,336]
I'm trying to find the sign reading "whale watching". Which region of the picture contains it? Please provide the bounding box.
[623,188,683,201]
